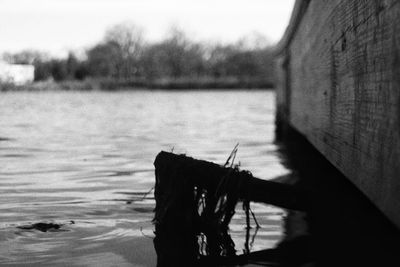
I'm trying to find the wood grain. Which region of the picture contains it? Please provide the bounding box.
[276,0,400,227]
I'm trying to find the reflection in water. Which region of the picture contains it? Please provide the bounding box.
[0,91,286,266]
[2,91,396,266]
[265,130,400,267]
[151,132,400,267]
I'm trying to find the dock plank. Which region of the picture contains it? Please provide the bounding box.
[276,0,400,227]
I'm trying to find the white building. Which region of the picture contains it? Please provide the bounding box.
[0,61,35,85]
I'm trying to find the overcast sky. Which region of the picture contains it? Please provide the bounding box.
[0,0,294,57]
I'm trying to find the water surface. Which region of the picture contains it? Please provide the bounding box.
[0,90,289,266]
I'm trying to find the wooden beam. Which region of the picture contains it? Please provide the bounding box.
[275,0,400,227]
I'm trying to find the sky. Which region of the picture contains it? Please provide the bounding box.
[0,0,295,57]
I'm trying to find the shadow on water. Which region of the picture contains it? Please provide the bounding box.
[270,128,400,267]
[153,128,400,267]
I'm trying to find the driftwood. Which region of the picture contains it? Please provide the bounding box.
[154,151,309,213]
[153,151,310,266]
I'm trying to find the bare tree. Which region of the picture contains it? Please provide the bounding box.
[104,22,145,78]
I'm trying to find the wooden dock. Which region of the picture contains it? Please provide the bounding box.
[275,0,400,228]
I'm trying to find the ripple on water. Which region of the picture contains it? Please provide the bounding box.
[0,91,284,266]
[1,154,32,158]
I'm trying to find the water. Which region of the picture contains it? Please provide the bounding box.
[0,90,290,266]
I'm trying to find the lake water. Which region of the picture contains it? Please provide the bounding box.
[0,90,290,266]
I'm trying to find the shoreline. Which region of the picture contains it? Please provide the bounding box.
[0,78,275,92]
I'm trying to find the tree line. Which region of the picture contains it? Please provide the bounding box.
[2,23,276,88]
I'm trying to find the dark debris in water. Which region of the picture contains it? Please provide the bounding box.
[17,221,74,232]
[0,137,14,141]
